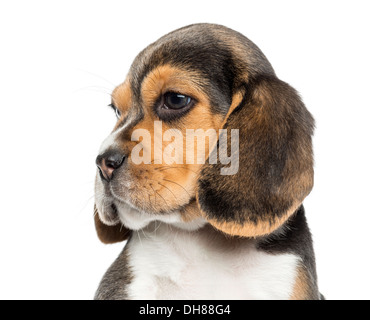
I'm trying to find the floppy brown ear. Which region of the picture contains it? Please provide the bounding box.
[94,205,131,244]
[197,75,315,238]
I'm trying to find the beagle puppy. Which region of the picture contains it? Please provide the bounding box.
[94,23,322,300]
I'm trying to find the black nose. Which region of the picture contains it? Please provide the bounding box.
[96,150,125,182]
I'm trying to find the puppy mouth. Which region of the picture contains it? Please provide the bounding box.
[104,186,145,222]
[95,179,131,225]
[110,203,119,217]
[109,185,139,211]
[98,201,121,226]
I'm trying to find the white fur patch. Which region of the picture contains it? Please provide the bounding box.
[125,223,300,300]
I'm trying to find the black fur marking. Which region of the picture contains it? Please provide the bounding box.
[95,244,133,300]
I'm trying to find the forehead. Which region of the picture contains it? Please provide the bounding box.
[131,27,232,84]
[126,25,238,113]
[113,24,275,115]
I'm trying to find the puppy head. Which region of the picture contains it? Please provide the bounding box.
[94,24,314,243]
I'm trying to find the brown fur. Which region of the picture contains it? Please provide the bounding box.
[94,206,130,244]
[197,75,314,237]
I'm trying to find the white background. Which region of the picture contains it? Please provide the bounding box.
[0,0,369,300]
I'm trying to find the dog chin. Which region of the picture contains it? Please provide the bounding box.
[115,202,152,230]
[114,201,207,231]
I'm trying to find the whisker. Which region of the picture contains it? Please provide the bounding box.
[137,230,143,248]
[163,178,191,198]
[154,189,169,208]
[78,194,96,216]
[149,184,157,206]
[158,182,178,201]
[72,86,113,96]
[93,206,99,218]
[155,166,198,174]
[144,158,163,165]
[74,68,117,86]
[154,220,162,234]
[147,189,153,208]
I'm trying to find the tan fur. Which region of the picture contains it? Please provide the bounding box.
[221,91,245,128]
[140,65,206,108]
[290,265,310,300]
[180,200,202,222]
[206,200,300,238]
[112,79,132,125]
[108,65,225,215]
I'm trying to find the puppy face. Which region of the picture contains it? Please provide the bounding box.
[94,24,314,243]
[95,66,221,228]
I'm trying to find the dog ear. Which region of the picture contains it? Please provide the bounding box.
[94,205,131,244]
[197,75,315,238]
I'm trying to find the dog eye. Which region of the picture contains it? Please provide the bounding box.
[109,104,121,119]
[155,92,195,121]
[163,92,192,110]
[115,108,122,119]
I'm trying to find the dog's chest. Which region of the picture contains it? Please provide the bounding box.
[125,225,299,300]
